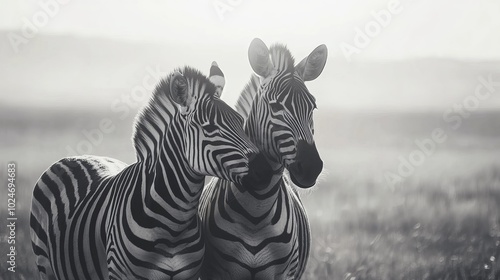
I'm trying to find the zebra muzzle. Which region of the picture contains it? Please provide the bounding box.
[288,140,323,188]
[241,152,273,190]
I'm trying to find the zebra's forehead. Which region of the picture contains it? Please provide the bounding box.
[263,44,317,105]
[267,73,316,105]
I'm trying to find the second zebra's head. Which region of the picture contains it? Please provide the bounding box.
[166,64,272,189]
[245,38,327,189]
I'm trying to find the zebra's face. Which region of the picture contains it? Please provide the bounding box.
[247,38,328,188]
[170,68,273,189]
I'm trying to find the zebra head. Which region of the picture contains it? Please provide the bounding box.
[245,38,327,188]
[168,65,272,189]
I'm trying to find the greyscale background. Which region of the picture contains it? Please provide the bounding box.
[1,0,500,279]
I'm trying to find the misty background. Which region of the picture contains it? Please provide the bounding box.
[1,0,500,279]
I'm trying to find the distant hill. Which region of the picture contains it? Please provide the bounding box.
[1,30,500,110]
[322,58,500,110]
[0,30,224,109]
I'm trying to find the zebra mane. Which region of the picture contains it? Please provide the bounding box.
[269,44,295,73]
[235,44,295,120]
[132,66,216,162]
[235,74,259,120]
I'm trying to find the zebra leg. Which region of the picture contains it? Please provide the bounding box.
[30,156,124,280]
[30,190,57,280]
[296,209,311,279]
[290,187,311,279]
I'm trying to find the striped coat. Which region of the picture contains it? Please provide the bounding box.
[199,39,328,279]
[30,65,271,280]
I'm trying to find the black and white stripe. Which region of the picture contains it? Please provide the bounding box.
[30,65,262,280]
[199,39,327,279]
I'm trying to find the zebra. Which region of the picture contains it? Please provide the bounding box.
[30,63,273,280]
[199,39,327,280]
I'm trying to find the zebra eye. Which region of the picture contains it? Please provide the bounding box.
[203,124,220,136]
[269,101,284,113]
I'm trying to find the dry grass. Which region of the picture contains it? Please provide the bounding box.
[301,154,500,280]
[1,108,500,280]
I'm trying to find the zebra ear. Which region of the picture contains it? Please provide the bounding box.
[209,61,225,98]
[169,71,191,107]
[248,38,274,78]
[296,44,328,82]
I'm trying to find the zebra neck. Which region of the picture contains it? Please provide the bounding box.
[230,171,284,217]
[144,119,205,226]
[132,86,178,163]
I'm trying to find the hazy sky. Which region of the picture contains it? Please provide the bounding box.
[1,0,500,110]
[2,0,500,60]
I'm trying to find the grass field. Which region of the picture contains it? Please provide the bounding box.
[1,107,499,280]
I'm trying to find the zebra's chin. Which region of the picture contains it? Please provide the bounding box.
[288,168,317,188]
